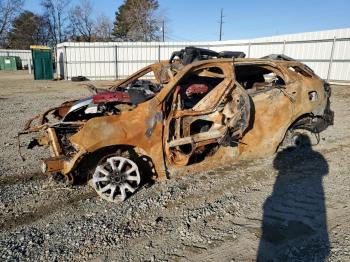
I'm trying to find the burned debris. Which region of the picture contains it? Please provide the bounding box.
[169,46,246,65]
[19,47,333,203]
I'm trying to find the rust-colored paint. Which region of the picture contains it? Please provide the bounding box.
[237,62,327,158]
[69,97,166,179]
[21,57,332,185]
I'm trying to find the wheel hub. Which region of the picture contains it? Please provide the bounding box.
[90,156,141,202]
[110,170,124,184]
[292,135,302,147]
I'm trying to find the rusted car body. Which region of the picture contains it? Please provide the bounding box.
[20,52,333,202]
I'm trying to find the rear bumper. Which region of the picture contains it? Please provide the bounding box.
[314,87,334,132]
[309,110,334,133]
[293,89,334,133]
[318,101,334,132]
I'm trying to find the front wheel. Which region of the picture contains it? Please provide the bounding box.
[90,152,141,203]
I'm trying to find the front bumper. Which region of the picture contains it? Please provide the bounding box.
[19,119,84,178]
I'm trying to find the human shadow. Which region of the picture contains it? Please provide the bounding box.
[257,135,330,261]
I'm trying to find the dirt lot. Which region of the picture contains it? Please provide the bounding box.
[0,71,350,261]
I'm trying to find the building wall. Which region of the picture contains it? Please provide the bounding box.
[53,28,349,81]
[0,49,32,69]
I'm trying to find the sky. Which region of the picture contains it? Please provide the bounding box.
[24,0,350,41]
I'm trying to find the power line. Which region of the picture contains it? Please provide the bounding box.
[219,8,224,41]
[167,33,193,42]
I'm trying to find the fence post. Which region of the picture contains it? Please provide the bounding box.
[63,46,68,80]
[327,36,336,82]
[158,45,161,62]
[28,59,32,74]
[115,45,118,80]
[282,40,286,55]
[248,42,251,58]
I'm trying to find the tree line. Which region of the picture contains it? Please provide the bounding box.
[0,0,163,49]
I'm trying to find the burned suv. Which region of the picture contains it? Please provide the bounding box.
[20,47,333,203]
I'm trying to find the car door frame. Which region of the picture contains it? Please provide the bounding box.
[159,59,251,167]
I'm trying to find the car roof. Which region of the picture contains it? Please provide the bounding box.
[172,57,305,68]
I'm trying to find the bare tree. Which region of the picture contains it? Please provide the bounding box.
[0,0,24,46]
[94,14,113,41]
[41,0,70,45]
[68,0,94,42]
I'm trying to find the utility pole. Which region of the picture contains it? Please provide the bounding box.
[219,8,224,41]
[162,20,165,42]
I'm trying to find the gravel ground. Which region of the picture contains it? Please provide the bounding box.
[0,71,350,261]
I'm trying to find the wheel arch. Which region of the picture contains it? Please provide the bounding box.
[71,144,157,184]
[277,113,317,151]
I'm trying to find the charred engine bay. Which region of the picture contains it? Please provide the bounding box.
[63,79,162,122]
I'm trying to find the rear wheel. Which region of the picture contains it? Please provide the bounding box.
[90,151,141,203]
[279,129,314,151]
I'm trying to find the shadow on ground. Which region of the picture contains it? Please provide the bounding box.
[257,136,330,261]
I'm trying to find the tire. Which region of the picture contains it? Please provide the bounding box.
[278,129,314,151]
[71,76,88,82]
[89,149,142,203]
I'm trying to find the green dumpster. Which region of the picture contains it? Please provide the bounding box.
[31,45,53,80]
[0,56,17,70]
